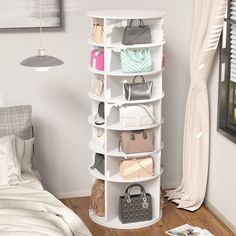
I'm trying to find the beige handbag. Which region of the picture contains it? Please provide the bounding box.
[90,179,105,217]
[92,76,104,96]
[119,129,155,154]
[120,157,154,180]
[91,18,104,43]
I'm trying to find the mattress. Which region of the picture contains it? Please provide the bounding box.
[0,173,92,236]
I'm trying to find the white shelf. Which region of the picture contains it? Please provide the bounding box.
[88,66,164,76]
[88,91,105,102]
[88,115,105,129]
[107,92,164,105]
[87,9,165,19]
[89,209,162,229]
[88,140,105,154]
[108,170,162,183]
[88,39,165,49]
[89,165,106,180]
[107,142,164,157]
[107,118,164,131]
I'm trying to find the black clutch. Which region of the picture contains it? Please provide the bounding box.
[118,184,152,224]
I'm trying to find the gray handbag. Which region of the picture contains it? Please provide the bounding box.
[124,76,153,100]
[118,184,152,223]
[90,153,105,175]
[122,19,152,45]
[95,102,105,125]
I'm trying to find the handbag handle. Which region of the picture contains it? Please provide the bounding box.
[94,18,103,26]
[132,75,145,85]
[125,184,146,196]
[130,130,147,141]
[129,19,144,27]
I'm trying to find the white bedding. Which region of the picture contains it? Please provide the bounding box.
[0,173,92,236]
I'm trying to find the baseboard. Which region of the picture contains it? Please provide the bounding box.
[55,189,91,199]
[161,182,180,190]
[204,200,236,234]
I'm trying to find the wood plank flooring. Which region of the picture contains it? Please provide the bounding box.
[60,197,235,236]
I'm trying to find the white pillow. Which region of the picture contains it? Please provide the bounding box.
[0,135,21,185]
[15,136,34,174]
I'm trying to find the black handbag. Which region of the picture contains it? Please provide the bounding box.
[90,153,105,175]
[118,184,152,223]
[124,76,153,100]
[95,102,104,125]
[122,19,152,45]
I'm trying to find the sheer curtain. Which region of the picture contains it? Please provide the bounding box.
[165,0,228,211]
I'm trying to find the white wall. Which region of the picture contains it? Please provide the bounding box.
[207,53,236,230]
[0,0,192,197]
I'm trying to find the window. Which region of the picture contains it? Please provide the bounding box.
[218,0,236,143]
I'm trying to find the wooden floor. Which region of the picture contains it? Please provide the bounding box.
[61,197,235,236]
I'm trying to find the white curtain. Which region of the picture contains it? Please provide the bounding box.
[165,0,228,211]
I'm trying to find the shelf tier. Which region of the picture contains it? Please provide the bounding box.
[89,165,106,180]
[108,167,163,183]
[107,142,164,157]
[88,67,164,76]
[88,140,105,154]
[107,118,164,131]
[88,39,165,49]
[88,140,164,158]
[87,9,165,20]
[89,209,162,229]
[88,115,163,130]
[88,91,164,104]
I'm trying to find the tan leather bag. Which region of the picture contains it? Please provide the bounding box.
[120,157,154,180]
[90,179,105,217]
[91,18,104,43]
[119,129,155,154]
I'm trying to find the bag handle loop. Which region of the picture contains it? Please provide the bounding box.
[132,75,145,85]
[125,184,146,197]
[129,19,144,27]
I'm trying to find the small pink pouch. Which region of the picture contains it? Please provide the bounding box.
[90,49,104,71]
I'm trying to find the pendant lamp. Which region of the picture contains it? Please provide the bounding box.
[20,0,64,71]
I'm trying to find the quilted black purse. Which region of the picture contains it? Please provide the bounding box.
[118,184,152,223]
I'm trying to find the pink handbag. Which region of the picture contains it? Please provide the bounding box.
[90,49,104,71]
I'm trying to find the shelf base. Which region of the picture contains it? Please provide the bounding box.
[89,209,162,229]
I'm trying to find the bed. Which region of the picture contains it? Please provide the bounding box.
[0,106,92,236]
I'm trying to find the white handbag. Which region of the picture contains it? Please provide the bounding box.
[119,104,155,127]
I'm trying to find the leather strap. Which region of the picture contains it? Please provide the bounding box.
[139,104,155,122]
